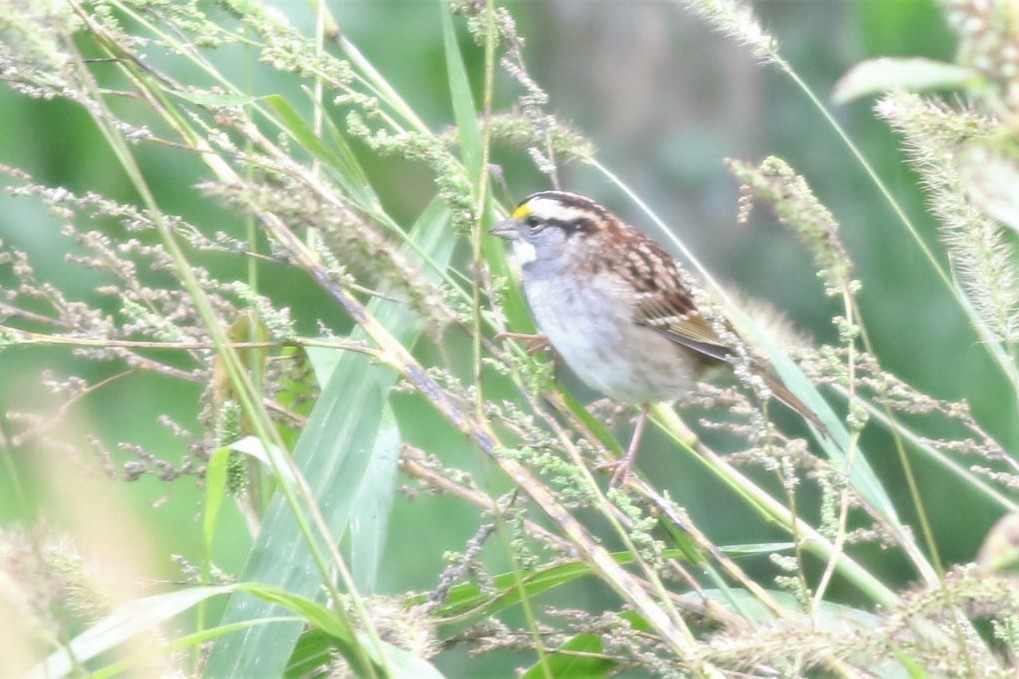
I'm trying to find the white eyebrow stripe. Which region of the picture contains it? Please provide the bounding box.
[526,198,589,222]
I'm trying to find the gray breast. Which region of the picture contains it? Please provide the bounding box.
[522,270,699,403]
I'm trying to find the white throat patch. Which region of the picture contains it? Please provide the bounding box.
[512,239,537,265]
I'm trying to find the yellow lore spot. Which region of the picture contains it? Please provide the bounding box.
[511,204,532,220]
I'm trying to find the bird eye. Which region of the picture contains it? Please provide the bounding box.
[524,215,543,231]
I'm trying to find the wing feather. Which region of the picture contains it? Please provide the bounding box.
[632,263,733,363]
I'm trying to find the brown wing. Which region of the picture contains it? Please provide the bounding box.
[635,286,732,359]
[609,223,828,434]
[638,283,829,434]
[624,236,734,363]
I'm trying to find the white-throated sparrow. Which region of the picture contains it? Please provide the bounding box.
[491,190,823,485]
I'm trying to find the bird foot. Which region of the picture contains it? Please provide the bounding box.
[597,408,648,488]
[596,457,637,487]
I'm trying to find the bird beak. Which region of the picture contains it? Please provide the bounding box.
[489,217,520,240]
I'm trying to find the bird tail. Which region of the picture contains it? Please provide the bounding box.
[757,368,831,439]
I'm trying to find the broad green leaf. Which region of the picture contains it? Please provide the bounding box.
[205,304,385,677]
[285,629,336,678]
[204,199,455,678]
[305,344,345,386]
[833,57,981,104]
[238,583,372,678]
[242,583,444,679]
[228,435,297,486]
[349,402,401,594]
[240,583,357,644]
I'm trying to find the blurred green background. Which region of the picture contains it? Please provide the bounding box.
[0,0,1010,675]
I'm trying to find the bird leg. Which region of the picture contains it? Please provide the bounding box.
[605,407,648,487]
[494,331,551,354]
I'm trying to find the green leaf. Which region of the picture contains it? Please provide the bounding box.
[285,628,336,678]
[241,583,444,679]
[833,57,981,104]
[426,561,595,618]
[412,548,699,619]
[319,102,379,204]
[31,585,237,678]
[228,435,297,486]
[305,344,345,386]
[746,317,900,525]
[350,402,401,594]
[170,89,264,107]
[521,633,614,679]
[893,648,934,679]
[240,583,357,646]
[694,587,881,628]
[440,3,482,184]
[371,639,445,679]
[265,94,376,208]
[204,200,455,678]
[719,542,795,556]
[557,388,625,458]
[203,446,231,555]
[92,619,301,679]
[658,509,705,565]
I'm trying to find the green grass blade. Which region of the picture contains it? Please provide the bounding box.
[239,583,443,678]
[350,402,400,594]
[751,321,897,517]
[520,633,614,679]
[414,547,704,620]
[204,200,455,677]
[205,362,387,677]
[203,447,231,555]
[31,585,237,679]
[440,1,482,181]
[265,94,378,208]
[90,619,302,679]
[285,629,336,678]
